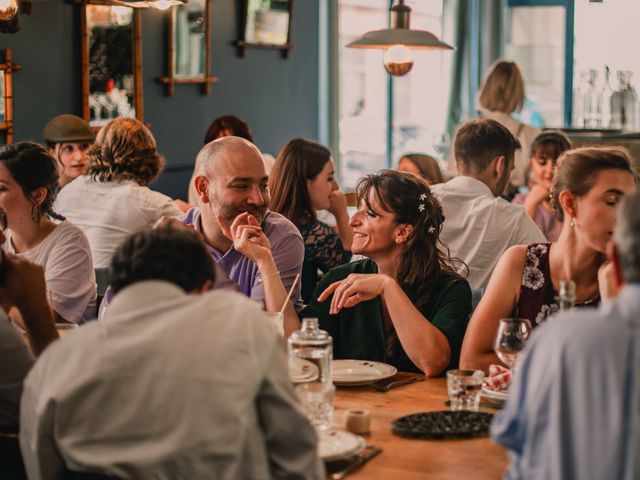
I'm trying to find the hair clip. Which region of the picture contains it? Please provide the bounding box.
[418,203,425,212]
[428,226,436,234]
[419,193,427,201]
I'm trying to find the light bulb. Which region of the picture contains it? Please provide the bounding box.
[383,45,414,77]
[154,0,172,10]
[0,0,18,21]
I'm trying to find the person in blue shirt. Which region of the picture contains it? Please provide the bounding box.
[492,190,640,480]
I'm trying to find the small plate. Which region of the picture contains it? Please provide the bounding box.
[392,411,494,439]
[332,360,397,386]
[289,357,319,383]
[481,386,509,403]
[318,430,366,462]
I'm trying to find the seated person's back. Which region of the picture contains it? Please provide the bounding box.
[431,119,545,290]
[20,226,323,480]
[55,118,181,268]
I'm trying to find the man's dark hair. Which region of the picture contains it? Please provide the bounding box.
[109,225,216,294]
[454,119,520,174]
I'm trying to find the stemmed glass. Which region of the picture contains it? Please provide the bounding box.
[431,132,451,159]
[493,318,532,370]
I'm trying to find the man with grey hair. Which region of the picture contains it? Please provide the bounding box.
[491,190,640,480]
[177,136,304,333]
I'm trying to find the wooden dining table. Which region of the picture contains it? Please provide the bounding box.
[330,377,508,479]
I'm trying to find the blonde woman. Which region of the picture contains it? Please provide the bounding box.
[55,118,182,267]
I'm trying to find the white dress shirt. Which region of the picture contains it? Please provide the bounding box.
[492,284,640,480]
[55,176,183,268]
[5,221,97,324]
[431,176,546,290]
[20,281,323,480]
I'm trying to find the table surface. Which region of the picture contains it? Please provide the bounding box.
[331,377,508,479]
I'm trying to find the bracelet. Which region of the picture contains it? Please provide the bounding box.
[260,270,280,282]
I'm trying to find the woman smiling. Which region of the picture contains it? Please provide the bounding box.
[301,170,471,376]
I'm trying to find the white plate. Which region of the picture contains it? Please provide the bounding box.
[318,430,366,462]
[289,357,319,383]
[332,360,397,386]
[482,386,509,403]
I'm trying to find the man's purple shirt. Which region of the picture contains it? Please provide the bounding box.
[176,208,304,311]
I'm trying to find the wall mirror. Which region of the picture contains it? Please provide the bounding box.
[237,0,293,58]
[159,0,218,96]
[80,2,142,127]
[0,48,20,145]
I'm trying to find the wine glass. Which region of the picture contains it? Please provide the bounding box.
[493,318,532,370]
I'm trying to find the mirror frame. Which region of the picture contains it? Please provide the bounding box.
[0,48,20,145]
[80,0,143,126]
[236,0,294,59]
[158,0,218,96]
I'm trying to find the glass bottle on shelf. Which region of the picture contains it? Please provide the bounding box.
[572,71,588,128]
[584,69,601,128]
[600,66,614,128]
[611,71,640,130]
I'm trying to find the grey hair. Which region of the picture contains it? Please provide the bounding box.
[614,191,640,283]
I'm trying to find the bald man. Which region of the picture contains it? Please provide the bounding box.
[178,136,304,313]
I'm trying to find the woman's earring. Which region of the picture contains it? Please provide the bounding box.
[570,217,575,228]
[395,238,401,244]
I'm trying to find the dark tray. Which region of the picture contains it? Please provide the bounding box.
[391,411,494,439]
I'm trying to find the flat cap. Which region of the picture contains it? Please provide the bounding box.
[43,114,95,143]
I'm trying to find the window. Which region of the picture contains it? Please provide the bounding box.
[336,0,450,189]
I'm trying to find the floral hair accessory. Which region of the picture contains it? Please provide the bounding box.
[418,203,425,212]
[418,193,428,212]
[428,226,436,234]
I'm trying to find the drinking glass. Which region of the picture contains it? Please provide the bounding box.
[264,311,284,337]
[55,323,79,338]
[493,318,532,369]
[295,382,335,430]
[431,132,451,159]
[446,369,484,411]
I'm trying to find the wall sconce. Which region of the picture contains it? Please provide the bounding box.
[0,0,31,33]
[346,0,453,77]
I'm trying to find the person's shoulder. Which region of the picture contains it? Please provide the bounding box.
[328,258,376,278]
[263,211,303,241]
[52,220,89,243]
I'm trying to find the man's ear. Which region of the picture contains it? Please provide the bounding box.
[394,223,414,244]
[494,155,507,180]
[194,175,210,204]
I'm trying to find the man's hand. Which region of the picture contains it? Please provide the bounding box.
[217,212,273,265]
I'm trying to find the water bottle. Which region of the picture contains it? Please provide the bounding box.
[288,318,334,429]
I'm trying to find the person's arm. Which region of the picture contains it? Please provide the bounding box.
[327,190,353,251]
[255,323,324,479]
[459,245,528,374]
[219,213,301,337]
[318,274,463,377]
[523,185,550,222]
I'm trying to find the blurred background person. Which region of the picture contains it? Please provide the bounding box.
[42,114,95,189]
[398,153,444,185]
[54,118,182,268]
[270,138,352,303]
[513,130,572,241]
[0,142,96,325]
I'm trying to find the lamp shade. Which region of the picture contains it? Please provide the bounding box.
[111,0,187,8]
[346,28,453,50]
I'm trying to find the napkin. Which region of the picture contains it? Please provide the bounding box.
[482,364,511,391]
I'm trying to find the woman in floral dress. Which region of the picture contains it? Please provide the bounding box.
[459,146,637,374]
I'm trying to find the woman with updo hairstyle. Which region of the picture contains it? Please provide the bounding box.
[461,146,637,374]
[0,142,96,324]
[270,138,352,303]
[301,170,471,376]
[55,118,182,268]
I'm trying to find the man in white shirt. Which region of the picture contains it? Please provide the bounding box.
[20,226,323,480]
[492,191,640,480]
[431,119,546,290]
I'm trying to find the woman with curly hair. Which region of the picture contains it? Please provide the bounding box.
[55,118,182,268]
[0,142,96,324]
[460,147,637,374]
[301,170,472,376]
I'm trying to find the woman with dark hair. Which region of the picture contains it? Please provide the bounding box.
[55,118,182,268]
[398,153,444,185]
[270,138,352,303]
[301,170,472,376]
[461,147,637,373]
[203,115,253,144]
[0,142,96,324]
